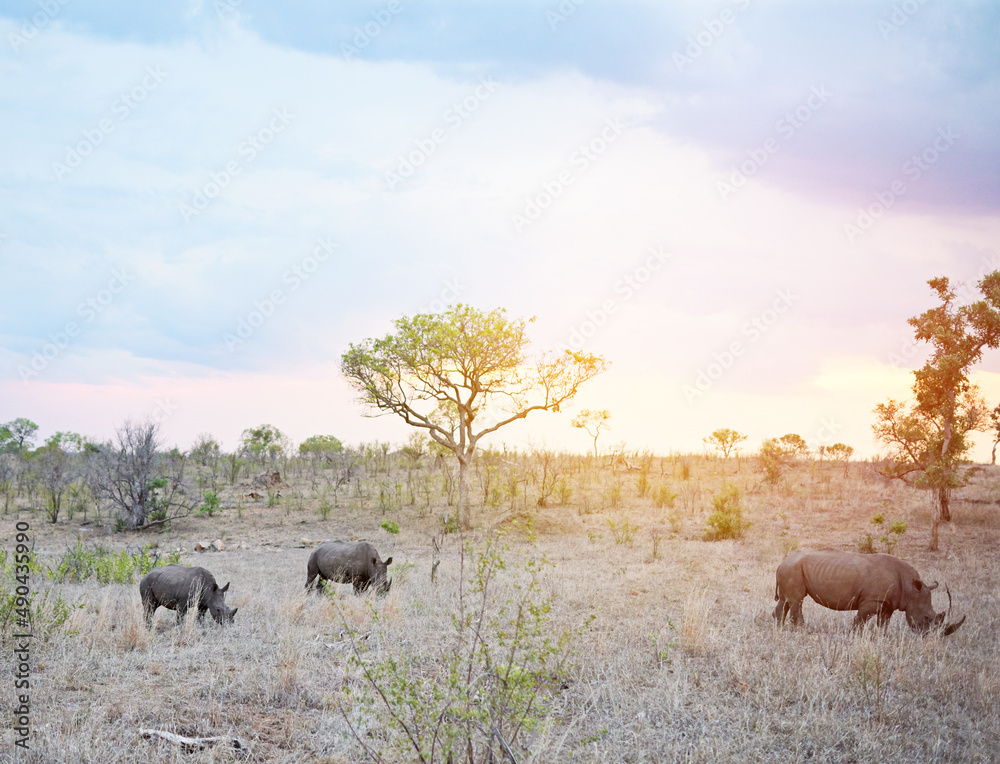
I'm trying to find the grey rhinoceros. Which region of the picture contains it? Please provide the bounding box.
[140,565,238,626]
[306,540,392,595]
[773,549,964,634]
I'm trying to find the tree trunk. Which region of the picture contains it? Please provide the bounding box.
[457,454,470,528]
[930,484,948,551]
[992,439,998,465]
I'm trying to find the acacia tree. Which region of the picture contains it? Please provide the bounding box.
[571,409,611,458]
[341,305,608,527]
[1,418,38,453]
[873,273,1000,550]
[703,428,747,459]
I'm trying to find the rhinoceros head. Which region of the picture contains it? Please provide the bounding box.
[904,579,964,636]
[373,557,393,596]
[206,581,238,624]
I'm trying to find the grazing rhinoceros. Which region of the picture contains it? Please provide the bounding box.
[773,549,965,635]
[140,565,237,627]
[306,540,392,595]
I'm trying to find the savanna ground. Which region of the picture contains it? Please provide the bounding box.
[2,449,999,763]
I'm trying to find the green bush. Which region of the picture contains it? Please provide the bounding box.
[381,519,400,534]
[607,515,639,546]
[338,534,578,763]
[652,483,678,509]
[705,483,750,540]
[48,540,181,584]
[857,513,907,554]
[196,491,222,517]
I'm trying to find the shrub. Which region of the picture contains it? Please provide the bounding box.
[381,519,400,534]
[705,483,750,540]
[196,491,222,517]
[338,534,578,763]
[857,513,907,554]
[607,515,639,546]
[652,483,678,509]
[48,540,181,585]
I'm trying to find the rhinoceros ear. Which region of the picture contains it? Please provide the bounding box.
[913,579,923,591]
[385,557,393,566]
[220,582,230,593]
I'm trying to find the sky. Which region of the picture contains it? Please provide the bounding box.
[1,0,999,461]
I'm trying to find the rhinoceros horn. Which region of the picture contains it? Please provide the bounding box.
[940,584,966,636]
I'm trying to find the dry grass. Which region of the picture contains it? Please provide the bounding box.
[2,456,999,762]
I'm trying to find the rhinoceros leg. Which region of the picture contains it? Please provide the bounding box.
[875,603,894,630]
[852,600,881,631]
[773,597,789,625]
[305,555,323,592]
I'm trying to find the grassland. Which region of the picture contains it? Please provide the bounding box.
[2,451,998,763]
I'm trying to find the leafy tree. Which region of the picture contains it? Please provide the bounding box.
[703,428,748,459]
[342,305,607,527]
[1,418,38,452]
[571,409,612,458]
[758,438,796,485]
[778,433,809,458]
[873,273,1000,550]
[239,424,288,469]
[990,405,1000,465]
[189,432,222,467]
[299,434,344,459]
[826,442,855,476]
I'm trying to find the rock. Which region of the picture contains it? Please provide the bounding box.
[194,540,212,552]
[212,539,225,552]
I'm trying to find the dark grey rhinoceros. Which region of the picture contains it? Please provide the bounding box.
[140,565,237,626]
[773,549,965,635]
[306,540,392,595]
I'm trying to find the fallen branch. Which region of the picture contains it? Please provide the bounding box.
[139,728,249,754]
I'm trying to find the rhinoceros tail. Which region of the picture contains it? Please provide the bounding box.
[774,582,778,601]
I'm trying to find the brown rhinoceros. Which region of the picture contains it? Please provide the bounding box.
[140,565,237,627]
[306,540,392,595]
[773,549,965,634]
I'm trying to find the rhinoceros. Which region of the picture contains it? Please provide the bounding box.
[773,549,964,635]
[306,540,392,595]
[140,565,237,626]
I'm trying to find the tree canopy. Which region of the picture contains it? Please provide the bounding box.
[341,305,607,525]
[873,272,1000,549]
